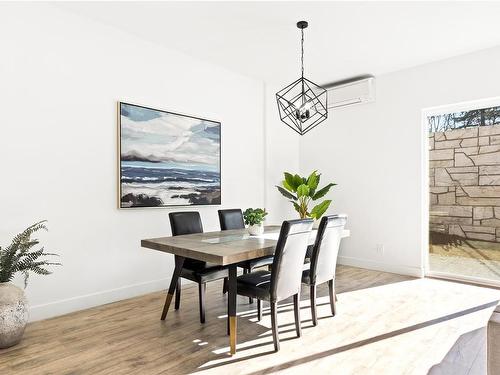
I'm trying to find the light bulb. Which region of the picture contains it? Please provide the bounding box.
[295,100,313,122]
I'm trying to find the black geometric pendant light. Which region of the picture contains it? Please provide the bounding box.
[276,21,328,135]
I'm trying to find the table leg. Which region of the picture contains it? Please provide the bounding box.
[228,265,237,355]
[161,255,185,320]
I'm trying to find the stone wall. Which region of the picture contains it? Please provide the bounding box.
[429,124,500,242]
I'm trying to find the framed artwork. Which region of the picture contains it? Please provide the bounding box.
[118,102,221,208]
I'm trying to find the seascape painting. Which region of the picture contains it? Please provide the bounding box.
[119,102,221,208]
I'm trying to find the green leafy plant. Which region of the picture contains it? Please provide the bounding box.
[276,170,336,219]
[0,220,60,286]
[243,208,268,226]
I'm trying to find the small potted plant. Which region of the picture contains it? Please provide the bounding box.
[243,208,268,236]
[0,221,60,348]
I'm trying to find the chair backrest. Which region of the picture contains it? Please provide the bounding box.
[218,209,245,230]
[169,211,203,236]
[270,219,313,302]
[309,215,347,285]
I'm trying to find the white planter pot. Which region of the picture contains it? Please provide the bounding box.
[248,223,264,236]
[0,282,28,348]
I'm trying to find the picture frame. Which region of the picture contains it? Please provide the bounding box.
[118,102,221,208]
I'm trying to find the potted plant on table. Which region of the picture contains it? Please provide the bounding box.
[0,220,60,348]
[243,208,268,236]
[276,170,336,221]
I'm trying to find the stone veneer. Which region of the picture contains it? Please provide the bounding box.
[429,123,500,242]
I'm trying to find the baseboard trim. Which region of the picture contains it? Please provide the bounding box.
[29,277,172,322]
[427,271,500,289]
[338,256,424,278]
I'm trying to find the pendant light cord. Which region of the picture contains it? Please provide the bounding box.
[301,27,305,105]
[301,28,304,79]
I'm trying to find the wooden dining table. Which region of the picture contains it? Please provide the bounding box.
[141,225,350,355]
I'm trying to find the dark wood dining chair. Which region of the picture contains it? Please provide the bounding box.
[302,214,347,326]
[236,219,313,351]
[162,211,228,324]
[218,209,275,304]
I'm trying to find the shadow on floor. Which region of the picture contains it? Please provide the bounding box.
[161,268,416,373]
[334,266,414,294]
[165,266,415,372]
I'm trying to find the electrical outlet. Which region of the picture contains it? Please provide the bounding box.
[376,244,385,255]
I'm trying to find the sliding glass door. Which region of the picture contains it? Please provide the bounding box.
[427,99,500,284]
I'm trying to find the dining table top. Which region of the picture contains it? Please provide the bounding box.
[141,225,350,266]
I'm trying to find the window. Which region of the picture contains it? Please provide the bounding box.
[428,105,500,133]
[426,98,500,285]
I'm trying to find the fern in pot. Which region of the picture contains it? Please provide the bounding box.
[243,208,268,236]
[0,220,60,348]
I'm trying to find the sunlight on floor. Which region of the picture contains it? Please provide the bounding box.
[196,278,500,374]
[430,235,500,282]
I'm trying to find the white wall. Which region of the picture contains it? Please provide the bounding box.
[0,3,267,321]
[263,82,301,224]
[299,46,500,276]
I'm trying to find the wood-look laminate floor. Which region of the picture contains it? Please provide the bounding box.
[1,266,500,375]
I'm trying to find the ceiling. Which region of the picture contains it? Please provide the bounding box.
[58,1,500,85]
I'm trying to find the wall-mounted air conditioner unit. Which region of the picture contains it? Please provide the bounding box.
[325,75,375,109]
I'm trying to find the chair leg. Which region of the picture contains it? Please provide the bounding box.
[199,282,206,324]
[247,267,253,304]
[161,256,184,320]
[328,279,336,316]
[310,284,317,326]
[257,299,262,321]
[174,279,181,310]
[223,277,228,294]
[293,294,301,337]
[270,301,280,352]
